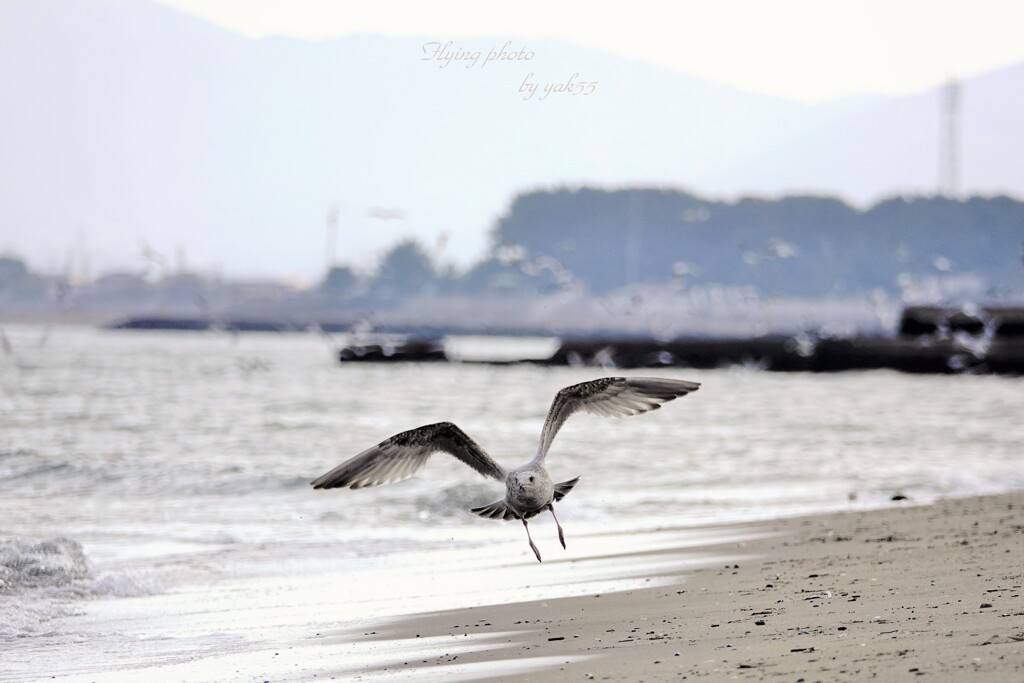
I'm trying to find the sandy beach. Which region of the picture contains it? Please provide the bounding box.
[5,492,1022,682]
[338,491,1024,681]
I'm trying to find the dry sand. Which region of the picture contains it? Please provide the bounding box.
[338,492,1024,681]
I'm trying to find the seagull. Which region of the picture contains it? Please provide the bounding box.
[311,376,700,561]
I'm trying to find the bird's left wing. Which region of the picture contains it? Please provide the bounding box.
[535,377,700,461]
[312,421,507,490]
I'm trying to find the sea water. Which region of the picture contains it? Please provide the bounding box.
[1,325,1021,680]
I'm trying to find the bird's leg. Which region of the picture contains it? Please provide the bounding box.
[522,518,542,562]
[549,505,566,549]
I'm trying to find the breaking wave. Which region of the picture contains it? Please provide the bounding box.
[0,537,161,640]
[0,537,89,593]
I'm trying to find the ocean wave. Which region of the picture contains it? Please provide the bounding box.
[0,449,122,492]
[85,570,162,599]
[0,537,89,593]
[0,448,313,497]
[0,536,162,640]
[0,537,92,641]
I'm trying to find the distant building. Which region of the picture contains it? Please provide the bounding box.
[0,255,52,306]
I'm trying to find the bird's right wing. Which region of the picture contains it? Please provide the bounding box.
[535,377,700,461]
[312,421,507,490]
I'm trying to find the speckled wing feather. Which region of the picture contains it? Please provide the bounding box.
[311,422,507,490]
[536,377,701,460]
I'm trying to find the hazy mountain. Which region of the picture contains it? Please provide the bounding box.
[704,61,1024,200]
[2,0,1022,280]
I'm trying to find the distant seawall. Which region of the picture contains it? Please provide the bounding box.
[108,306,1024,375]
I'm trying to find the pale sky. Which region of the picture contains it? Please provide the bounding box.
[155,0,1024,103]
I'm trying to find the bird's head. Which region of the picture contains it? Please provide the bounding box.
[513,471,540,491]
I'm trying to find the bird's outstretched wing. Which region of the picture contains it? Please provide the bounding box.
[535,377,700,461]
[312,421,507,490]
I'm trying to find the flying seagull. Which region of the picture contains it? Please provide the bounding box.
[311,376,700,561]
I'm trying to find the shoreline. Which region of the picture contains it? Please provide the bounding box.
[332,491,1024,681]
[10,491,1022,682]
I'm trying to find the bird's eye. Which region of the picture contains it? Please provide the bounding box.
[529,476,535,482]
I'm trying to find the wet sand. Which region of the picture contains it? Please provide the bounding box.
[341,492,1024,681]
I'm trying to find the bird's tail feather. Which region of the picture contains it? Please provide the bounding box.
[470,499,518,520]
[470,476,581,520]
[554,476,580,502]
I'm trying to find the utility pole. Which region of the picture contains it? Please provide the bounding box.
[939,78,961,197]
[325,204,339,272]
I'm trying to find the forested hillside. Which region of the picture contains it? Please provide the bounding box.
[464,188,1024,297]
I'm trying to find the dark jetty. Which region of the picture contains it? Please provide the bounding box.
[333,306,1024,374]
[108,305,1024,374]
[109,317,353,333]
[112,316,214,331]
[338,339,446,363]
[541,306,1024,373]
[543,335,1022,374]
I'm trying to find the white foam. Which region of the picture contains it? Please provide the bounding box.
[0,537,89,593]
[0,537,163,641]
